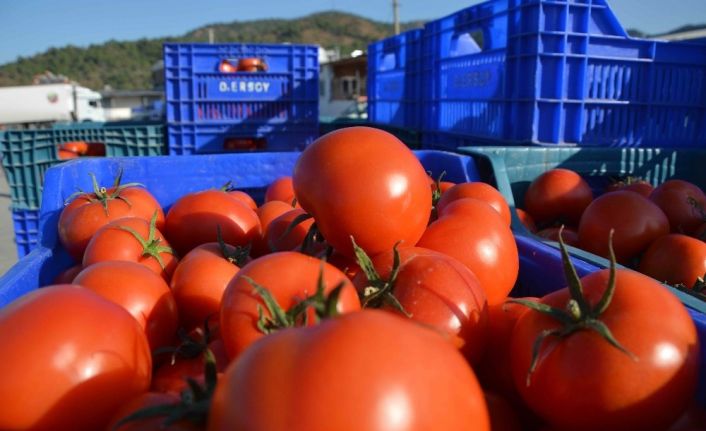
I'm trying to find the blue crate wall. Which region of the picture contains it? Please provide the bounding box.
[11,207,39,258]
[422,0,706,148]
[368,29,424,129]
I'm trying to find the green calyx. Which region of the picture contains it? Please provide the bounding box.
[116,211,175,269]
[112,348,218,430]
[509,227,637,386]
[246,264,346,335]
[66,168,144,216]
[215,225,250,267]
[430,170,448,207]
[351,237,411,318]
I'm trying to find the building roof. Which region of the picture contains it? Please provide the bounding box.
[100,89,164,98]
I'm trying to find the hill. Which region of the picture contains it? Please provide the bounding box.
[0,11,423,90]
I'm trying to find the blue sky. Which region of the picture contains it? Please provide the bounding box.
[1,0,705,65]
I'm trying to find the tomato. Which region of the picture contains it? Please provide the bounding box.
[639,234,706,288]
[293,127,431,258]
[437,182,511,225]
[165,189,261,256]
[52,264,83,284]
[208,310,490,431]
[606,178,654,198]
[152,339,229,394]
[228,190,257,211]
[58,174,164,261]
[511,269,699,431]
[326,250,362,280]
[84,142,106,156]
[516,208,537,233]
[524,169,593,226]
[83,216,178,282]
[484,392,522,431]
[107,392,198,431]
[170,242,244,331]
[536,226,580,247]
[353,246,488,365]
[73,261,179,351]
[417,199,519,306]
[237,57,267,72]
[58,148,79,160]
[650,179,706,235]
[578,190,669,264]
[265,176,296,205]
[219,251,360,360]
[264,208,322,254]
[60,140,88,155]
[0,285,151,431]
[251,200,296,257]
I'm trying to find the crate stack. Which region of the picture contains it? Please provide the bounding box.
[367,0,706,150]
[164,43,320,154]
[0,122,166,257]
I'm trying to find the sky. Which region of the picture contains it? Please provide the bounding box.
[1,0,705,65]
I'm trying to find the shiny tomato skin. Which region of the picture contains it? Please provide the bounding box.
[524,169,593,226]
[165,190,261,256]
[437,182,511,225]
[228,190,257,211]
[170,242,242,331]
[510,270,699,431]
[354,246,489,365]
[219,251,361,361]
[83,216,178,282]
[58,186,164,262]
[417,199,519,306]
[293,127,432,258]
[639,234,706,288]
[208,310,490,431]
[265,176,296,205]
[650,180,706,235]
[0,285,152,431]
[264,208,321,254]
[516,208,537,233]
[73,261,179,351]
[578,190,670,264]
[251,200,296,257]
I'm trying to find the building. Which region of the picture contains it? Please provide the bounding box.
[100,88,164,121]
[319,53,367,120]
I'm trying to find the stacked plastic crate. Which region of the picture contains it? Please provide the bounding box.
[164,43,320,154]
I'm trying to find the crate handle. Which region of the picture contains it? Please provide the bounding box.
[449,30,485,57]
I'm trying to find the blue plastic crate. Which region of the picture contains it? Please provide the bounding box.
[422,0,706,148]
[167,122,317,154]
[0,122,166,209]
[10,207,39,259]
[163,43,319,126]
[367,29,423,129]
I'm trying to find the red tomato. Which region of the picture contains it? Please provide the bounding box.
[516,208,537,233]
[152,339,229,394]
[536,226,580,247]
[60,140,89,155]
[208,310,490,431]
[106,392,196,431]
[353,246,488,365]
[237,57,267,72]
[58,148,79,160]
[606,178,654,198]
[84,142,106,156]
[58,176,164,261]
[219,251,360,361]
[437,182,511,225]
[578,190,669,264]
[265,208,325,254]
[251,200,296,257]
[650,180,706,235]
[228,190,257,210]
[265,176,296,205]
[170,242,244,331]
[83,216,178,282]
[417,199,519,306]
[165,189,261,256]
[511,269,699,431]
[293,127,432,258]
[326,250,362,280]
[52,264,83,284]
[524,169,593,226]
[0,285,151,431]
[73,261,179,351]
[639,234,706,288]
[484,391,523,431]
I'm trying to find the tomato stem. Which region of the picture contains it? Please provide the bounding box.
[216,225,250,266]
[65,168,144,216]
[115,211,175,269]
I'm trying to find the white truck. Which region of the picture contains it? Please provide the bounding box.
[0,83,106,128]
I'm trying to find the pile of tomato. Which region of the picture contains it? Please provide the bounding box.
[0,127,702,431]
[518,168,706,293]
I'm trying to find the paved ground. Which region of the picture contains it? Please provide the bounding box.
[0,166,17,275]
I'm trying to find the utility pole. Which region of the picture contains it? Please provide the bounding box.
[393,0,400,35]
[208,28,215,44]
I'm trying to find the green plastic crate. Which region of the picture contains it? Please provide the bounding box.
[459,146,706,271]
[0,122,166,209]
